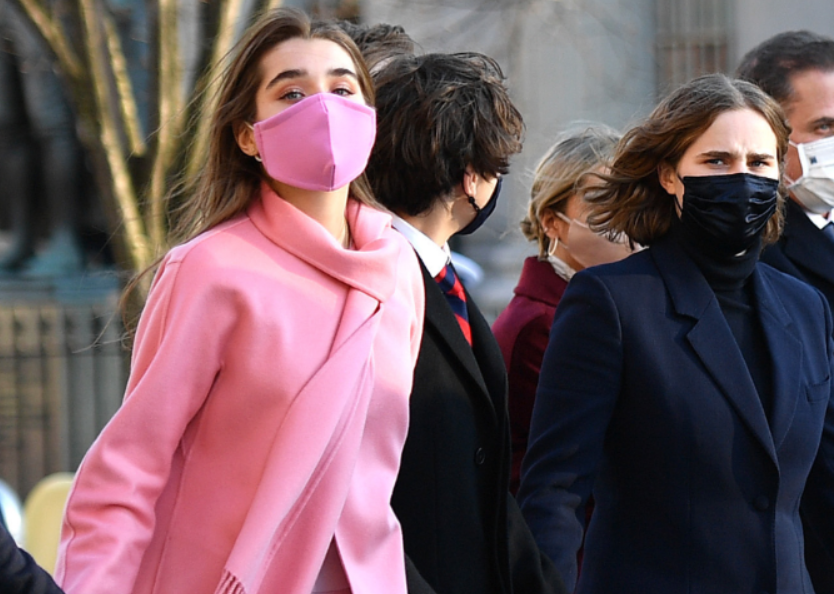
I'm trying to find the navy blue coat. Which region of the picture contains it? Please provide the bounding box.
[761,198,834,594]
[518,233,834,594]
[762,198,834,307]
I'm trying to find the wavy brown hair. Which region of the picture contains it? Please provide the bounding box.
[586,74,790,247]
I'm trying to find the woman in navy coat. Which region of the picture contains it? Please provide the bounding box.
[517,73,834,594]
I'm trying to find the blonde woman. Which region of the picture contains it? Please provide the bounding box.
[492,124,629,493]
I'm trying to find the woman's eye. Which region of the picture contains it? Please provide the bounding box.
[280,90,304,101]
[706,158,725,165]
[332,87,355,97]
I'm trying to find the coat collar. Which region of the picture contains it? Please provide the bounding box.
[781,198,834,283]
[651,234,802,466]
[513,256,569,308]
[248,182,399,303]
[420,262,501,423]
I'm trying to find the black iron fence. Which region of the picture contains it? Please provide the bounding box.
[0,274,128,499]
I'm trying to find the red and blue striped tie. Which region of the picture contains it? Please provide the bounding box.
[435,263,472,345]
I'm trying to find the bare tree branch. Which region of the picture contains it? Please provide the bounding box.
[78,0,151,274]
[147,0,183,252]
[186,0,249,180]
[103,15,146,157]
[13,0,84,78]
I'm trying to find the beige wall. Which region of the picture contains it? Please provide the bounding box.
[732,0,834,70]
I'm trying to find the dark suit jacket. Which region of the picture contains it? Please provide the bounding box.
[492,256,568,493]
[761,198,834,593]
[761,198,834,305]
[395,262,566,594]
[518,234,834,594]
[0,522,63,594]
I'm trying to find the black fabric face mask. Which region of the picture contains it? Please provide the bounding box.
[457,177,502,236]
[677,172,779,256]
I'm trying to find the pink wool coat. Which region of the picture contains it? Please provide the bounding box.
[55,184,424,594]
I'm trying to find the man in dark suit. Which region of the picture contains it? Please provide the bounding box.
[365,53,566,594]
[737,31,834,593]
[737,32,834,303]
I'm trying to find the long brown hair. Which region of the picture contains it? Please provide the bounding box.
[121,8,374,335]
[169,8,375,245]
[586,74,790,246]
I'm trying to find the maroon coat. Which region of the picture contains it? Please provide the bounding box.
[492,256,568,493]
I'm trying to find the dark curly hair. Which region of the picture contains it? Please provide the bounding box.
[366,52,524,217]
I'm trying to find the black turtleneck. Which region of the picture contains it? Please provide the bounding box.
[672,217,774,422]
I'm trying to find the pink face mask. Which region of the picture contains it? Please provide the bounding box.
[557,212,634,268]
[252,93,376,192]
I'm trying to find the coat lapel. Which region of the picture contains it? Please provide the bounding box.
[420,263,498,422]
[782,199,834,284]
[750,268,803,451]
[466,283,505,420]
[651,238,778,466]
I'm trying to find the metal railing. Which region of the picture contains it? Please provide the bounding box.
[0,276,127,498]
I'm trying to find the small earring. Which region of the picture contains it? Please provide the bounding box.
[254,155,262,163]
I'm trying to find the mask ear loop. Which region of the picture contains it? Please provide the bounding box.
[673,173,685,212]
[784,141,802,186]
[467,193,482,215]
[549,211,573,255]
[245,121,263,162]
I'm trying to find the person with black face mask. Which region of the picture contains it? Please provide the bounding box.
[517,73,834,594]
[365,53,567,594]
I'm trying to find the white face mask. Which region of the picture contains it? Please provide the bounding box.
[787,136,834,214]
[556,213,634,269]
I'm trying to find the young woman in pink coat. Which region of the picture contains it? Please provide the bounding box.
[55,9,424,594]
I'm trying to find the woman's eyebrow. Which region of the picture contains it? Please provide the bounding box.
[264,67,357,91]
[265,68,306,90]
[329,67,358,80]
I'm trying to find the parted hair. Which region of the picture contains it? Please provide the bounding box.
[122,8,375,334]
[168,8,375,246]
[522,124,621,258]
[736,30,834,106]
[585,74,790,247]
[366,52,524,217]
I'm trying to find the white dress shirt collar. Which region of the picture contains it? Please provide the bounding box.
[391,215,451,278]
